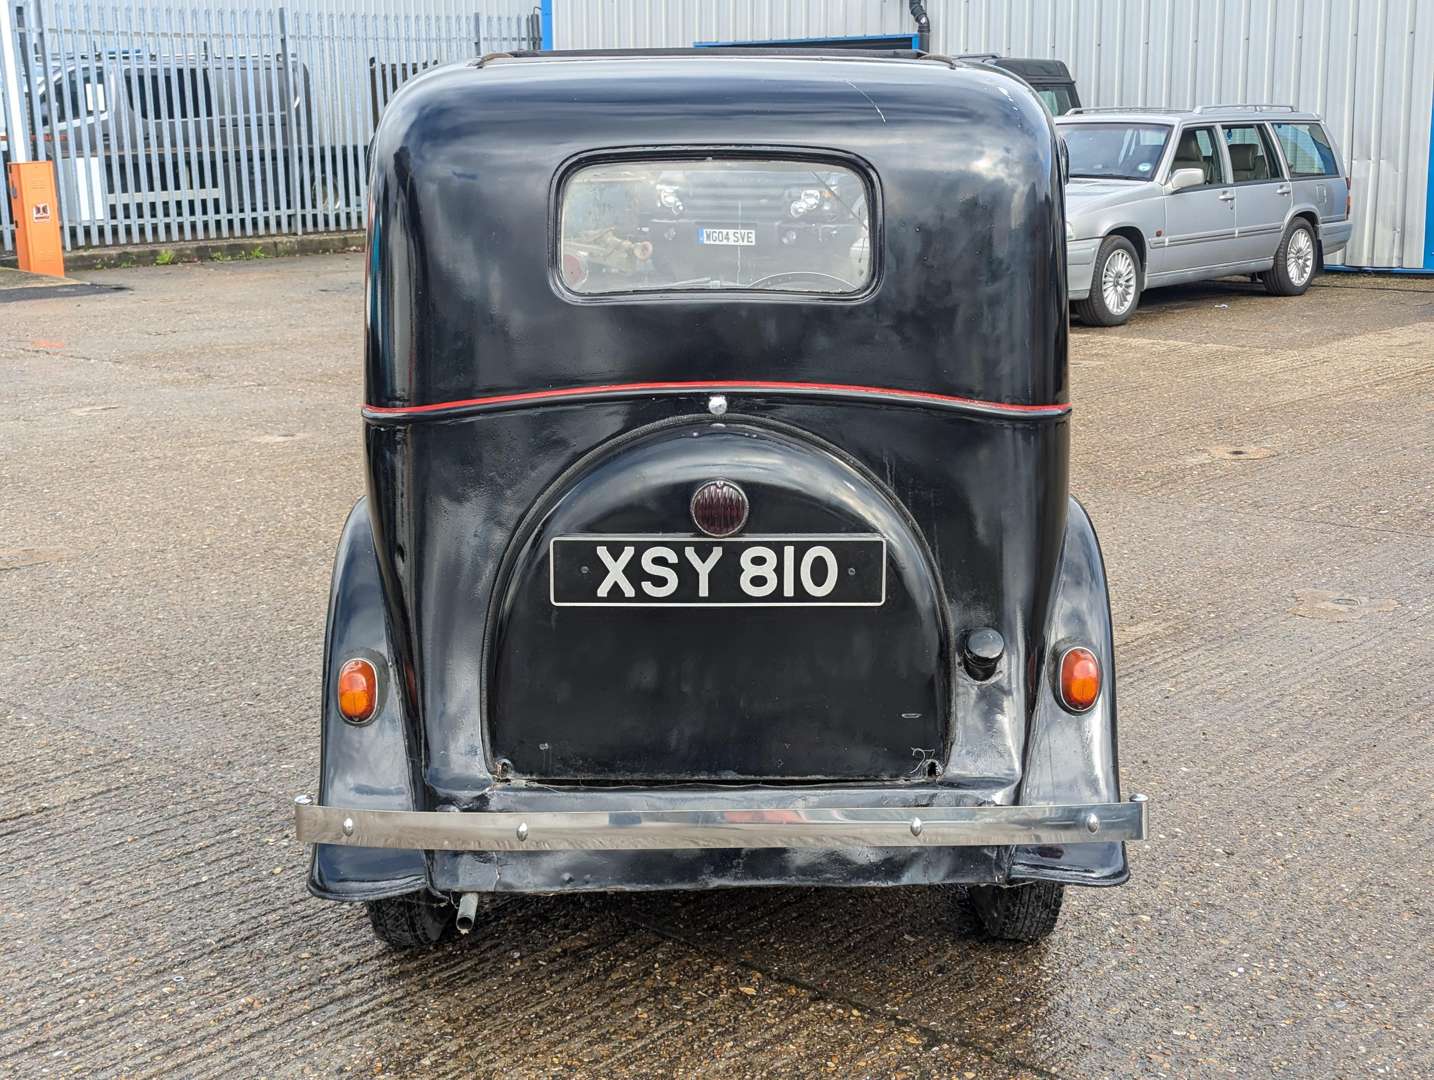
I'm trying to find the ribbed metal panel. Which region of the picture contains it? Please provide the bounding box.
[553,0,1434,270]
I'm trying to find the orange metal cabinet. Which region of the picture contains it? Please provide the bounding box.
[7,161,65,278]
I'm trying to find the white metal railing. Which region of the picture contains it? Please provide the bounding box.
[1,0,536,253]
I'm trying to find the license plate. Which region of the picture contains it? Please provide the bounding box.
[698,227,756,246]
[550,535,886,607]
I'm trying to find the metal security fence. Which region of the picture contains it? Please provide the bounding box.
[1,0,536,253]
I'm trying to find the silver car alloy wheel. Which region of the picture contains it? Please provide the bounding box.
[1101,249,1137,315]
[1287,227,1315,286]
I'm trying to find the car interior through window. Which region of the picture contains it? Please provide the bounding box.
[1222,124,1281,182]
[1172,126,1226,185]
[1060,123,1171,181]
[558,157,873,296]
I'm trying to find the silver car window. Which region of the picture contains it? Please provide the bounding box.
[1171,127,1227,186]
[1272,123,1339,178]
[125,67,215,121]
[38,69,106,124]
[1059,123,1171,180]
[1222,125,1280,182]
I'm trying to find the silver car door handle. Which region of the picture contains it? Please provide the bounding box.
[1275,184,1292,195]
[1218,190,1235,202]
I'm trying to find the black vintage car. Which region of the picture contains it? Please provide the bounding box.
[295,49,1148,949]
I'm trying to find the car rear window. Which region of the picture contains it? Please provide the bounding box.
[1037,85,1077,116]
[1272,123,1339,178]
[558,158,873,296]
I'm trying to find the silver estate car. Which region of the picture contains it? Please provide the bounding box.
[1058,105,1352,325]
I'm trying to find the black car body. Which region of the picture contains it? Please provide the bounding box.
[295,49,1147,949]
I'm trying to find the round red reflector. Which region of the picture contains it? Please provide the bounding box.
[337,658,378,723]
[1058,647,1101,713]
[690,479,749,538]
[561,251,588,287]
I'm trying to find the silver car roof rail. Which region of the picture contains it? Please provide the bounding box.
[1065,106,1184,115]
[1191,103,1297,113]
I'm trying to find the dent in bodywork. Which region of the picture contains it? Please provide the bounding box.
[308,499,428,901]
[1012,496,1128,885]
[426,781,1015,892]
[431,845,1009,894]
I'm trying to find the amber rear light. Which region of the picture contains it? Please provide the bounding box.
[337,658,378,723]
[1057,647,1101,713]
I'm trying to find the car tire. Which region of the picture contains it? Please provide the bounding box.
[1073,235,1142,327]
[965,881,1065,942]
[365,892,454,950]
[1261,219,1318,296]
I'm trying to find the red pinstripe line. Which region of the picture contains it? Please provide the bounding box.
[364,380,1070,417]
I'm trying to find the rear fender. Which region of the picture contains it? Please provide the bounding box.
[308,498,429,901]
[1013,496,1128,886]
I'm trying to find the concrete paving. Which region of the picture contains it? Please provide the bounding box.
[0,267,65,289]
[2,256,1431,1078]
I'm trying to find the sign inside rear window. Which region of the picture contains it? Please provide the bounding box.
[558,158,873,296]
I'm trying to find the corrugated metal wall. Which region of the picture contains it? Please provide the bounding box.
[553,0,1434,271]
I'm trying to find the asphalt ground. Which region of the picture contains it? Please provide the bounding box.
[2,256,1431,1078]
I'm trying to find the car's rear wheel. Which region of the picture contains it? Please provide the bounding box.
[365,891,454,950]
[965,881,1065,942]
[1261,219,1318,296]
[1074,236,1141,326]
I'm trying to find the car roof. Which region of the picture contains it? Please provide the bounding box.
[1056,105,1325,125]
[366,49,1070,409]
[955,55,1074,81]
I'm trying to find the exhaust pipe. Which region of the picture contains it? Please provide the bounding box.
[909,0,932,53]
[455,892,480,934]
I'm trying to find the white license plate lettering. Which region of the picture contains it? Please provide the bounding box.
[595,544,635,598]
[736,544,838,598]
[684,545,723,598]
[551,536,885,608]
[699,227,757,246]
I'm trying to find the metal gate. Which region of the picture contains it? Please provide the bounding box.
[0,0,536,253]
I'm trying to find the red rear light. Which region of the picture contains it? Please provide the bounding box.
[336,658,378,723]
[690,480,749,537]
[1057,647,1101,713]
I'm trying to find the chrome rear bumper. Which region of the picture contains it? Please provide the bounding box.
[295,794,1149,852]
